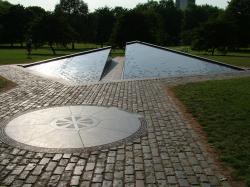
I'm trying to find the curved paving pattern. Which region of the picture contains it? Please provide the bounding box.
[1,106,145,152]
[0,65,249,186]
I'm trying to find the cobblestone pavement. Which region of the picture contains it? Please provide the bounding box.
[0,65,249,187]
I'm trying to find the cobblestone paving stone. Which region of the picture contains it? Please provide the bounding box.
[0,65,250,187]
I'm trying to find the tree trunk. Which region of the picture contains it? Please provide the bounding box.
[72,42,75,50]
[225,47,228,56]
[49,42,56,55]
[212,48,215,56]
[63,43,68,49]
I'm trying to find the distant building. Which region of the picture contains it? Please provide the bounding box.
[176,0,195,10]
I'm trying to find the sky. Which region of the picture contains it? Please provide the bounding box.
[6,0,229,12]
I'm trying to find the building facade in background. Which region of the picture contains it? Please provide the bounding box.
[176,0,195,10]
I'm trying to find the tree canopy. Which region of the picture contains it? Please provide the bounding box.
[0,0,249,53]
[55,0,88,15]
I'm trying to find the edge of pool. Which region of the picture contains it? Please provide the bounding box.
[126,41,245,71]
[20,46,112,68]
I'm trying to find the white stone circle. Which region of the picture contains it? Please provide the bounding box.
[4,106,142,149]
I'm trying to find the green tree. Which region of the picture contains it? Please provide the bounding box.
[0,0,12,15]
[182,4,222,44]
[183,4,222,31]
[55,0,88,15]
[112,6,128,18]
[111,0,182,47]
[112,10,152,47]
[55,0,88,49]
[0,0,12,43]
[1,4,28,46]
[192,19,237,55]
[134,1,161,44]
[81,13,97,43]
[93,7,115,47]
[109,7,128,47]
[225,0,250,47]
[25,6,46,38]
[32,13,76,54]
[156,0,183,45]
[26,6,46,22]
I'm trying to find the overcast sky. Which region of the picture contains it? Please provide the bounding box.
[6,0,229,11]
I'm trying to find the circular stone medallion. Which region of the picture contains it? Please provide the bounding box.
[1,106,146,153]
[50,115,100,130]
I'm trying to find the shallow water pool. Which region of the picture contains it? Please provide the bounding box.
[27,48,111,84]
[123,43,238,79]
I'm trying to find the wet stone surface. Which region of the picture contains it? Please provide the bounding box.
[27,48,111,84]
[124,42,238,79]
[0,65,249,186]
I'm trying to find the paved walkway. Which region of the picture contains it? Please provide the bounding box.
[102,57,124,81]
[0,65,249,187]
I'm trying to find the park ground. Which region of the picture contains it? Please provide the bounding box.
[0,43,250,186]
[170,46,250,69]
[0,75,15,92]
[173,77,250,186]
[0,43,124,65]
[0,43,249,68]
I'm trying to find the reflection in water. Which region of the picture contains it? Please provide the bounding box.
[124,43,237,79]
[27,49,111,84]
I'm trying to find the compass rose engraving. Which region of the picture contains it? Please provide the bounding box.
[51,115,99,130]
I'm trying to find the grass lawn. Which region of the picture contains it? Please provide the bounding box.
[1,43,248,68]
[0,76,15,91]
[174,77,250,186]
[0,43,125,65]
[0,77,7,89]
[111,48,125,58]
[169,46,250,68]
